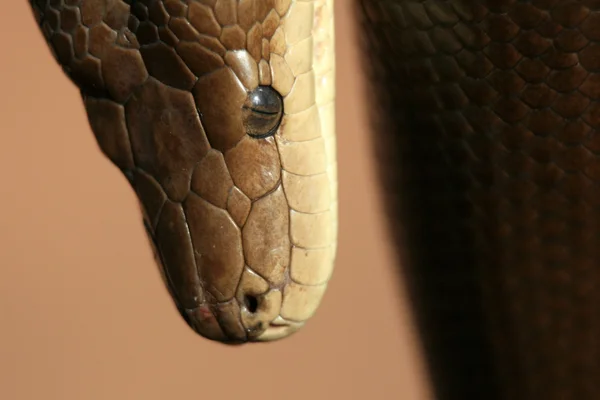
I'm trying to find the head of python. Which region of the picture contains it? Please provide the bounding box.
[29,0,337,343]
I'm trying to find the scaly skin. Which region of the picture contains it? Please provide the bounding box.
[28,0,337,344]
[356,1,600,399]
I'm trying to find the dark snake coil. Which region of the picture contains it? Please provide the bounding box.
[357,1,600,399]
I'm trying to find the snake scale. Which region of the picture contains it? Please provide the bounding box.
[26,0,600,399]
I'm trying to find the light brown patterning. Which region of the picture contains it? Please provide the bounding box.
[28,0,337,344]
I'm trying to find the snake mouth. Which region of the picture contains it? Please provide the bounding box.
[250,319,304,342]
[255,325,293,341]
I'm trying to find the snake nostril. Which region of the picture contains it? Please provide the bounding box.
[244,294,259,313]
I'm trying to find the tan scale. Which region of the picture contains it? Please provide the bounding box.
[28,0,337,344]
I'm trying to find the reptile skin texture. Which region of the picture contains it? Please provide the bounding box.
[356,1,600,399]
[28,0,337,344]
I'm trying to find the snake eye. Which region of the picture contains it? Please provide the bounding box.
[242,86,283,139]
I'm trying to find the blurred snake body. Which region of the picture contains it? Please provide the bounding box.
[29,0,337,343]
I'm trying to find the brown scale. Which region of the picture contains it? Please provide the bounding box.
[29,0,293,343]
[356,1,600,399]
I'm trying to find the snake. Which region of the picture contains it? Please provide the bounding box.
[355,1,600,399]
[26,0,600,398]
[28,0,337,344]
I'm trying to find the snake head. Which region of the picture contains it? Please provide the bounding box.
[29,0,337,343]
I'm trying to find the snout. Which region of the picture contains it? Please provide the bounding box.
[181,285,303,344]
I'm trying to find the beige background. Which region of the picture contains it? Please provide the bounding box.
[0,2,431,399]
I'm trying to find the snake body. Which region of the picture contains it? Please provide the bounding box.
[29,0,337,344]
[356,1,600,399]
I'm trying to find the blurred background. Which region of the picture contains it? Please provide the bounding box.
[0,2,431,399]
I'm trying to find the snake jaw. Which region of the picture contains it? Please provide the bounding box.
[256,322,304,342]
